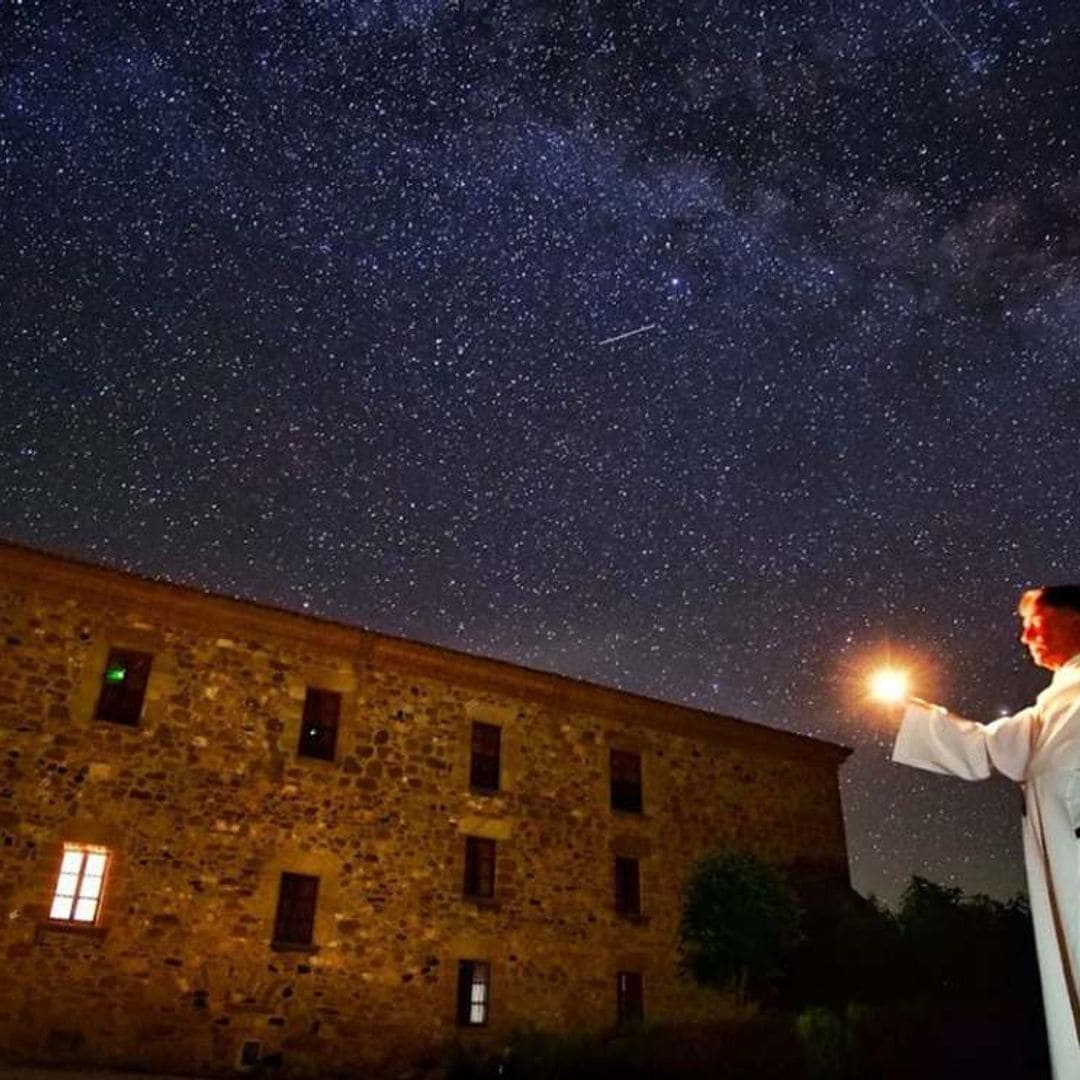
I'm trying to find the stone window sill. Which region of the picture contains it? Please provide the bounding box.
[616,912,650,926]
[464,895,499,910]
[95,715,142,729]
[36,921,109,943]
[294,753,337,767]
[270,940,321,954]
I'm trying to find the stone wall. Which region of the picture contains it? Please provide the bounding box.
[0,543,850,1076]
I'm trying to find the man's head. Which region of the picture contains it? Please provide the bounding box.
[1018,586,1080,670]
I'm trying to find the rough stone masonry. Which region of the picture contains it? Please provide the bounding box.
[0,542,850,1076]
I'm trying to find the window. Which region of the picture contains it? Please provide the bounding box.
[297,688,341,761]
[272,872,319,946]
[610,750,643,813]
[616,971,644,1024]
[456,960,491,1026]
[238,1041,262,1070]
[614,856,641,916]
[463,836,496,900]
[50,844,109,924]
[469,722,501,792]
[95,648,152,726]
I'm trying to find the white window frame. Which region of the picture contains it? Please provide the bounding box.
[50,844,110,924]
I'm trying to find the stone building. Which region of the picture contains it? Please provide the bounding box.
[0,541,851,1076]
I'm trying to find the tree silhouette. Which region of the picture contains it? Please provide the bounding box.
[680,850,802,1005]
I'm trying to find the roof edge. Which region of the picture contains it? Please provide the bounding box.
[0,538,852,766]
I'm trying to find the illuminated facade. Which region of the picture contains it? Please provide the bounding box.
[0,541,850,1076]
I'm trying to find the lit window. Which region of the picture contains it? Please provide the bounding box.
[456,960,491,1026]
[50,844,110,924]
[95,648,152,726]
[297,688,341,761]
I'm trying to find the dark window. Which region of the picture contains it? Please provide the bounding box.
[298,688,341,761]
[463,836,496,899]
[469,722,501,792]
[614,856,641,915]
[272,872,319,946]
[239,1041,262,1068]
[95,648,152,726]
[456,959,491,1026]
[610,750,643,813]
[616,971,644,1024]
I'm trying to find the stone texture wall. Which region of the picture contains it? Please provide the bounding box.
[0,544,850,1077]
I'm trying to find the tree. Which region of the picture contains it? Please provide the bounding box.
[896,876,1041,1004]
[777,874,905,1010]
[679,850,802,1005]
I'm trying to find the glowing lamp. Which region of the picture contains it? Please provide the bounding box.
[868,668,910,705]
[105,665,126,684]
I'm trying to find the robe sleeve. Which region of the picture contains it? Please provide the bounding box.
[892,701,1036,782]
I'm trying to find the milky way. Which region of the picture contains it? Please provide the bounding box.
[4,0,1080,902]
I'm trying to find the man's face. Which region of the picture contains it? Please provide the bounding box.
[1019,599,1080,670]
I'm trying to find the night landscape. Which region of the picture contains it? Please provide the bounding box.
[3,1,1079,1076]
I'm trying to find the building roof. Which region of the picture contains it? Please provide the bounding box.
[0,539,852,766]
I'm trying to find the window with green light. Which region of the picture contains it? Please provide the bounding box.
[95,648,152,726]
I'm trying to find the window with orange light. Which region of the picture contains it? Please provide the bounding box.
[50,844,110,924]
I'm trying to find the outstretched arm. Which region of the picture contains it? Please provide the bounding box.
[892,700,1036,782]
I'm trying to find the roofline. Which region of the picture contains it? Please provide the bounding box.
[0,538,852,766]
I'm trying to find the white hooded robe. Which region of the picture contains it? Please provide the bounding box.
[893,654,1080,1080]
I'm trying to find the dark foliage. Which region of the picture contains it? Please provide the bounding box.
[895,876,1042,1005]
[779,870,907,1009]
[448,866,1048,1079]
[448,1021,808,1080]
[446,1006,1048,1080]
[778,872,1043,1015]
[679,850,802,1001]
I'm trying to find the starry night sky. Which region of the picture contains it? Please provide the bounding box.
[4,0,1080,903]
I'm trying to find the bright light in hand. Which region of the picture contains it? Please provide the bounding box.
[869,668,910,704]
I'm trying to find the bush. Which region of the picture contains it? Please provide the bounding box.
[797,1006,857,1080]
[446,1022,808,1080]
[444,1004,1048,1080]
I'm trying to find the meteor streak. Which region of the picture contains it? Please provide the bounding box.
[596,323,658,347]
[918,0,983,72]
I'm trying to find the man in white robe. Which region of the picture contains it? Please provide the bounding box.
[892,585,1080,1080]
